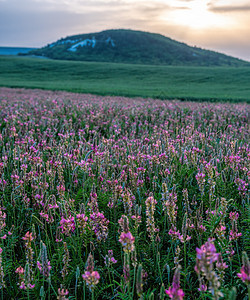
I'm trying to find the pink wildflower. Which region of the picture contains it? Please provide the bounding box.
[58,285,69,300]
[104,250,117,266]
[165,266,184,300]
[237,252,250,284]
[15,266,24,275]
[82,253,100,290]
[60,216,75,236]
[145,195,158,241]
[22,231,34,242]
[119,231,135,253]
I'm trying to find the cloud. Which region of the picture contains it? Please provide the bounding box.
[173,6,190,10]
[208,4,250,12]
[0,0,126,46]
[0,0,175,46]
[132,2,173,19]
[207,0,250,13]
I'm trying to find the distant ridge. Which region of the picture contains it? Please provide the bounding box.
[28,29,250,67]
[0,47,36,56]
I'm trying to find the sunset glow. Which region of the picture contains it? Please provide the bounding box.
[164,0,232,29]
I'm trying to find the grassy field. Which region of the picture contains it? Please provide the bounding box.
[0,55,250,102]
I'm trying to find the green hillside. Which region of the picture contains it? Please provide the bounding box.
[27,29,249,67]
[1,56,250,102]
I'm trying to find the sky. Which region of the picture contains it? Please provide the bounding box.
[0,0,250,61]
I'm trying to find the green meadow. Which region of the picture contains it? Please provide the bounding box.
[0,55,250,102]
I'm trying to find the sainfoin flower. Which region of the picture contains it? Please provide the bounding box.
[37,241,51,278]
[82,271,100,289]
[198,284,207,292]
[76,213,88,234]
[145,195,158,241]
[195,240,219,268]
[229,211,242,241]
[15,266,24,275]
[237,266,250,284]
[237,252,250,284]
[118,215,135,252]
[57,284,69,300]
[104,250,117,266]
[195,239,223,299]
[82,253,100,290]
[60,216,75,236]
[0,247,5,288]
[22,231,34,242]
[89,211,109,241]
[165,266,184,300]
[119,231,135,253]
[195,172,205,195]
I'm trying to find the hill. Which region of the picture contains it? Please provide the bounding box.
[27,29,249,67]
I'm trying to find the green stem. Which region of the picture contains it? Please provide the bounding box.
[83,282,86,300]
[152,240,156,263]
[230,260,233,286]
[132,266,136,299]
[167,240,173,262]
[235,241,241,266]
[48,279,51,300]
[107,268,114,295]
[163,213,167,243]
[184,241,187,291]
[49,283,58,297]
[157,252,163,284]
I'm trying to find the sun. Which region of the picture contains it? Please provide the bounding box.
[162,0,231,29]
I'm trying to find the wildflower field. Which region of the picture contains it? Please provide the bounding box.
[0,87,249,299]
